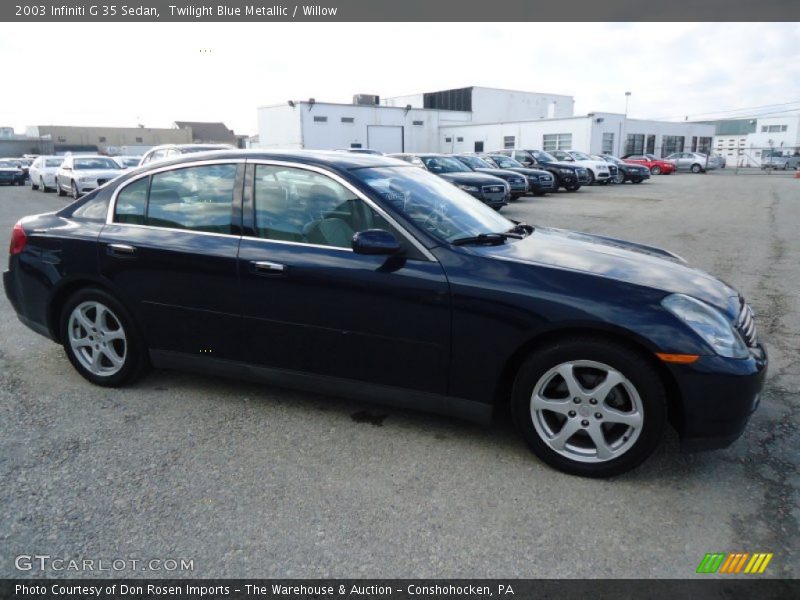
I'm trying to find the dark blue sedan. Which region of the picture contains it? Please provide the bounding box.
[3,150,767,477]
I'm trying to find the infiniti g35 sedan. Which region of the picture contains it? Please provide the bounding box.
[4,150,767,477]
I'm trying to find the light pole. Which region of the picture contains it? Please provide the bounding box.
[619,91,631,156]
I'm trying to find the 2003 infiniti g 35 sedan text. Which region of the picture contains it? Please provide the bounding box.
[4,151,767,477]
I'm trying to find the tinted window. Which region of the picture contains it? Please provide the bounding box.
[148,164,236,233]
[254,165,393,249]
[114,177,149,225]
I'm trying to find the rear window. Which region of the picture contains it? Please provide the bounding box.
[66,189,110,221]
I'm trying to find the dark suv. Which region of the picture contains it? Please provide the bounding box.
[497,149,590,191]
[389,153,509,209]
[452,154,529,199]
[479,154,557,196]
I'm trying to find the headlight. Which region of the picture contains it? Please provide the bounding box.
[458,184,480,193]
[661,294,748,358]
[558,168,573,175]
[78,177,93,183]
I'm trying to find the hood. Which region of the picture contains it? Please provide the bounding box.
[439,172,507,186]
[473,226,739,316]
[505,167,551,178]
[474,168,525,181]
[541,161,581,170]
[0,166,21,172]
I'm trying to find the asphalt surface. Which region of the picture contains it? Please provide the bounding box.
[1,170,798,579]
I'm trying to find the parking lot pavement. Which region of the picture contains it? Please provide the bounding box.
[1,172,798,579]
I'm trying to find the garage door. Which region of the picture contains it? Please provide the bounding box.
[367,125,403,154]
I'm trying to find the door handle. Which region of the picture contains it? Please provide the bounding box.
[251,260,286,275]
[107,243,137,258]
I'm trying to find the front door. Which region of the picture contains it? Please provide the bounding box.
[237,162,451,394]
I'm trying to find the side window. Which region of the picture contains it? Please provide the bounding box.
[253,165,393,249]
[147,164,236,233]
[114,177,149,224]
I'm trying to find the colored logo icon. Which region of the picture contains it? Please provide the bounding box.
[697,553,773,574]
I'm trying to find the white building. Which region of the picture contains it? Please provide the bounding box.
[257,87,715,157]
[709,113,800,167]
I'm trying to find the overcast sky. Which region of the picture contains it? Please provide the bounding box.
[1,22,798,135]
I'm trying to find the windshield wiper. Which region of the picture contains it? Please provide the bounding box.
[451,232,509,246]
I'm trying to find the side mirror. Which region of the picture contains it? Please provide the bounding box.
[352,229,403,255]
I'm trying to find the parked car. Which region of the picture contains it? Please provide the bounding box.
[621,154,676,175]
[709,154,726,169]
[55,155,124,199]
[495,149,590,191]
[592,155,650,184]
[452,154,530,199]
[114,156,143,169]
[664,152,716,173]
[335,148,384,155]
[0,160,26,186]
[478,154,557,196]
[28,155,64,191]
[548,150,613,185]
[138,144,236,166]
[388,153,509,210]
[4,150,767,477]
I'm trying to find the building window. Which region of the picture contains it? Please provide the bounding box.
[135,137,143,143]
[625,134,645,156]
[698,137,713,154]
[662,135,685,157]
[474,141,484,152]
[602,133,614,154]
[456,137,463,142]
[99,136,107,143]
[350,143,362,148]
[542,133,571,151]
[341,117,354,123]
[412,120,424,126]
[504,135,516,149]
[445,137,452,143]
[691,136,698,152]
[646,135,656,154]
[57,136,66,143]
[313,116,327,123]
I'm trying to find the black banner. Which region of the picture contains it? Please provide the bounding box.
[2,580,799,600]
[2,0,799,22]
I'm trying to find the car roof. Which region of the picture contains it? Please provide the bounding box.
[133,149,407,172]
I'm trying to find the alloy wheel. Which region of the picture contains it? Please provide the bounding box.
[67,301,127,377]
[529,360,644,463]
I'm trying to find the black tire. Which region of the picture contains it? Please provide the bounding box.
[41,177,50,192]
[60,288,149,387]
[533,191,547,196]
[632,178,643,184]
[690,164,702,174]
[564,184,581,192]
[586,170,595,185]
[56,179,66,196]
[71,181,81,199]
[511,336,667,478]
[30,177,39,191]
[650,166,661,175]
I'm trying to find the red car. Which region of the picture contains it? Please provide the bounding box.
[622,154,676,175]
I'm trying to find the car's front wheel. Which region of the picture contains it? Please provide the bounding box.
[650,166,662,175]
[690,164,703,173]
[564,184,581,192]
[56,179,66,196]
[30,177,39,190]
[60,288,148,387]
[615,172,626,184]
[71,181,81,199]
[512,337,666,477]
[586,170,595,185]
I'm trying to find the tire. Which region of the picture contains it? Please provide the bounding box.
[511,337,667,478]
[650,166,662,175]
[615,173,626,184]
[71,181,81,199]
[690,164,702,174]
[533,191,547,196]
[60,288,149,387]
[564,184,581,192]
[632,178,643,184]
[586,170,595,185]
[56,179,66,196]
[41,177,50,192]
[30,177,39,191]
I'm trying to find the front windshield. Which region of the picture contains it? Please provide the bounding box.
[45,159,63,167]
[0,161,15,168]
[489,155,523,169]
[598,155,622,165]
[352,166,514,244]
[119,157,140,167]
[457,155,492,169]
[570,151,591,160]
[421,156,472,174]
[549,150,574,161]
[530,150,557,163]
[74,157,120,170]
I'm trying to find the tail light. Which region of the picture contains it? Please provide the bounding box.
[10,222,27,255]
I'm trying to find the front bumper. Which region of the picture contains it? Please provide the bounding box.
[672,344,767,451]
[528,176,557,193]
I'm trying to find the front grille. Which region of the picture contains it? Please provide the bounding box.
[608,165,618,176]
[736,299,758,347]
[509,177,525,185]
[482,185,505,194]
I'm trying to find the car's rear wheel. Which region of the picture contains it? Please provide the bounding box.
[690,164,702,173]
[650,166,661,175]
[512,337,666,477]
[60,289,148,387]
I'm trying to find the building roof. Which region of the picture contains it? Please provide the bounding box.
[174,121,236,143]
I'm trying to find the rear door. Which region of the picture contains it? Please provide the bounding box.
[99,159,244,359]
[237,160,451,394]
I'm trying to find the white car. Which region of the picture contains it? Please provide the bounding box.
[114,155,143,169]
[549,150,612,184]
[55,155,124,199]
[28,155,64,192]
